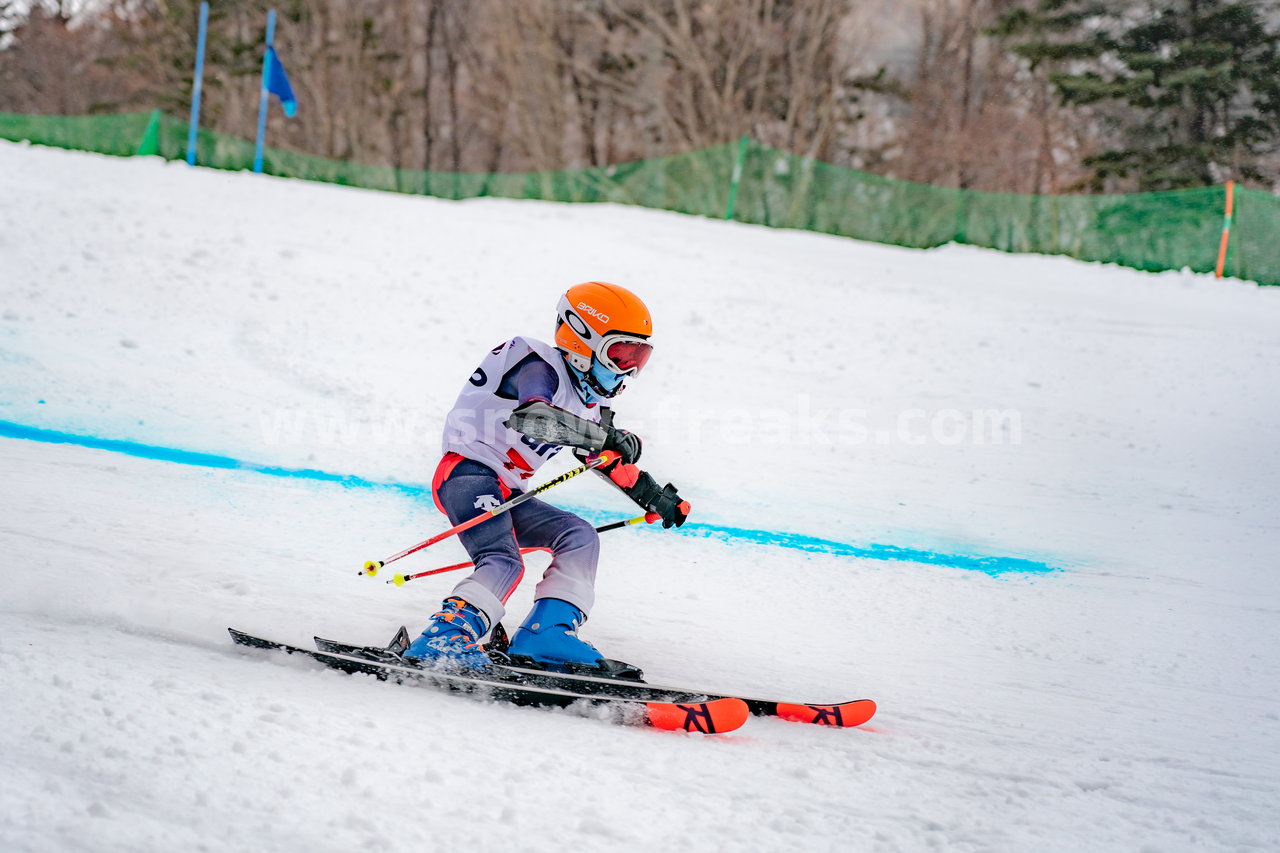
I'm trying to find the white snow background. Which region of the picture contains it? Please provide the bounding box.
[1,141,1279,852]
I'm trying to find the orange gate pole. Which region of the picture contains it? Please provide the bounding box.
[1215,180,1235,279]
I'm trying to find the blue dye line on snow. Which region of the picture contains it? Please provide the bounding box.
[0,418,1057,577]
[676,523,1053,575]
[0,419,430,496]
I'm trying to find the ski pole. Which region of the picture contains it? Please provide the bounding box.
[360,450,620,577]
[384,513,660,587]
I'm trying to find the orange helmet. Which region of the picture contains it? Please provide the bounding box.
[554,282,653,383]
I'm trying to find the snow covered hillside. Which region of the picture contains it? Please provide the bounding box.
[2,141,1278,851]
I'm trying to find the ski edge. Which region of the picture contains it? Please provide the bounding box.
[313,633,876,728]
[229,629,747,734]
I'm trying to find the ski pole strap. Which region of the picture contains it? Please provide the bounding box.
[361,451,620,575]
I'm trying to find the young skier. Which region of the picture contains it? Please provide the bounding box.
[404,282,691,673]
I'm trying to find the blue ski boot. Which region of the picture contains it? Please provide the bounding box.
[507,598,605,671]
[403,597,491,670]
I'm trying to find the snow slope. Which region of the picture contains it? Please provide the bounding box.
[2,141,1279,851]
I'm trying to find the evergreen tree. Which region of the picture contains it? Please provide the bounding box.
[995,0,1280,190]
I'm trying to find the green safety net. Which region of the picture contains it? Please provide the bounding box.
[3,110,1276,286]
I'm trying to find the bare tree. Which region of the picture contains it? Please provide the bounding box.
[0,0,1108,194]
[883,0,1093,192]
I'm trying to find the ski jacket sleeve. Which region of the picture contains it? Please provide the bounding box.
[498,353,560,405]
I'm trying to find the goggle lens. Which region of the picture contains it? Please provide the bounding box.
[605,339,653,373]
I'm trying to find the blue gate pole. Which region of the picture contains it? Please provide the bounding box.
[185,1,209,166]
[252,9,277,174]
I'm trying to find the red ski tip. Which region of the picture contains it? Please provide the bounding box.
[775,700,877,728]
[646,698,750,734]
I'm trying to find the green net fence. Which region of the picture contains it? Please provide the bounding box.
[3,110,1277,286]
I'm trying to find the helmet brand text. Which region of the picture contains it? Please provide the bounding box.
[577,302,610,324]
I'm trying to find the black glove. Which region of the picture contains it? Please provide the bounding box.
[603,427,642,466]
[622,471,690,529]
[648,482,690,529]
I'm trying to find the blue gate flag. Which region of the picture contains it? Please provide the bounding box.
[266,46,297,117]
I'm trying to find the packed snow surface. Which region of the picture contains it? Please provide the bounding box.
[2,141,1278,852]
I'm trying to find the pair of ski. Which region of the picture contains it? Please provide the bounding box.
[228,627,876,735]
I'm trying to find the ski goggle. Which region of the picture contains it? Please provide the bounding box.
[596,334,653,376]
